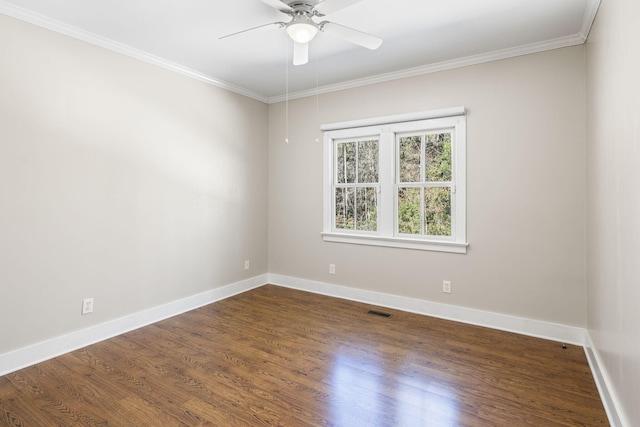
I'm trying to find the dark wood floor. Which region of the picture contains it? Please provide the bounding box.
[0,285,608,426]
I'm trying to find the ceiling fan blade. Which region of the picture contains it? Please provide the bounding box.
[219,22,284,40]
[321,22,382,50]
[259,0,292,12]
[293,42,309,66]
[315,0,365,15]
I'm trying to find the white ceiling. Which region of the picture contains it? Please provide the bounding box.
[0,0,600,103]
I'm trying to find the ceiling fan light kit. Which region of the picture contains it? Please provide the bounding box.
[286,14,319,43]
[221,0,382,66]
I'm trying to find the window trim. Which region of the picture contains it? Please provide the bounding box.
[322,107,468,254]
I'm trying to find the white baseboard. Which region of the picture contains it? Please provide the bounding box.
[2,273,624,426]
[269,274,631,425]
[0,274,269,377]
[268,273,586,345]
[584,332,629,427]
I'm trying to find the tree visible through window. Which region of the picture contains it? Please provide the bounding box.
[334,139,379,231]
[398,132,452,237]
[322,108,467,253]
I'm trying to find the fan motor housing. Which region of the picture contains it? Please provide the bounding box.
[286,1,324,15]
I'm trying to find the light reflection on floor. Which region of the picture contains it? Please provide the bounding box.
[329,348,459,426]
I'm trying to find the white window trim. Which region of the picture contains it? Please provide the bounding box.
[322,107,468,254]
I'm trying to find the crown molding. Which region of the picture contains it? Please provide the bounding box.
[1,0,600,105]
[579,0,602,40]
[0,1,269,103]
[267,0,601,104]
[267,32,587,104]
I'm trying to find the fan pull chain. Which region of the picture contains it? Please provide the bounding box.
[315,57,320,143]
[285,40,290,144]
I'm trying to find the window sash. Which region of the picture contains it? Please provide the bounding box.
[396,129,455,239]
[332,137,380,232]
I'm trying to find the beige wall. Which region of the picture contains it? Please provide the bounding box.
[587,0,640,424]
[2,3,637,423]
[0,14,269,354]
[269,46,587,327]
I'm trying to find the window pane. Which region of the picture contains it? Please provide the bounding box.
[356,187,377,231]
[425,133,452,182]
[357,140,378,183]
[335,187,354,230]
[337,142,356,184]
[424,187,451,236]
[397,187,421,234]
[337,143,345,183]
[399,136,421,182]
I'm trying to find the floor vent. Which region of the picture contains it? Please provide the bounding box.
[367,310,392,318]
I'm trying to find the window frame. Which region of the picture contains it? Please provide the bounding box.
[322,107,468,254]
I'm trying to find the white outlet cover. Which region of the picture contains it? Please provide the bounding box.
[82,298,94,314]
[443,281,452,293]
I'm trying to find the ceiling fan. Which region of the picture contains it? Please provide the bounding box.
[220,0,383,66]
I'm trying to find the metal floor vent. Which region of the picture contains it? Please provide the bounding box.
[367,310,392,318]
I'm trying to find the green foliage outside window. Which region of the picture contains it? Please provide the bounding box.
[334,132,452,237]
[335,139,378,231]
[397,132,452,236]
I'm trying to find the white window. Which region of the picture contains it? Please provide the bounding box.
[322,107,467,253]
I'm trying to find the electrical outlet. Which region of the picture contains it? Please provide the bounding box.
[329,264,336,275]
[82,298,94,315]
[244,260,250,270]
[442,281,452,294]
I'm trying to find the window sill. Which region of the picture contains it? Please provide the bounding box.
[321,232,468,254]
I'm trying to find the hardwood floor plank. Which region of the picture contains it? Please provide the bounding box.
[0,285,608,426]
